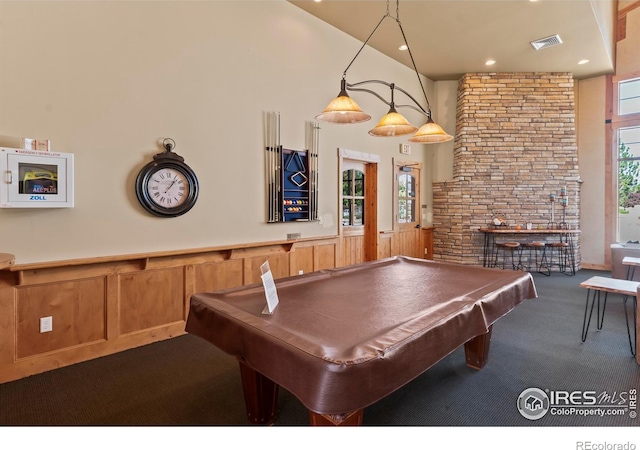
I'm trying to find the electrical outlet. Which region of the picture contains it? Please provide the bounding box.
[298,270,304,275]
[287,233,301,240]
[40,316,53,333]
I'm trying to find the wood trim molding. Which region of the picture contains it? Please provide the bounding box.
[9,235,338,272]
[619,1,640,18]
[338,148,381,163]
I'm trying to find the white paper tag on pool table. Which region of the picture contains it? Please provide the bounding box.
[260,261,280,314]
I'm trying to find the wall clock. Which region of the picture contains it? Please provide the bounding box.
[135,138,199,218]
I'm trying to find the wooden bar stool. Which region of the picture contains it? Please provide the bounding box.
[522,241,550,275]
[493,241,522,270]
[544,241,572,275]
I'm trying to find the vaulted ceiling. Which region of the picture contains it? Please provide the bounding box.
[288,0,616,81]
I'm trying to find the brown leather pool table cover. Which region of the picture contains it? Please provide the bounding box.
[186,256,537,415]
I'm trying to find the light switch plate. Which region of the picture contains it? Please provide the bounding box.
[399,143,411,155]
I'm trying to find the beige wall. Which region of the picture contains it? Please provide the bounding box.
[0,1,444,264]
[577,76,607,267]
[0,0,632,268]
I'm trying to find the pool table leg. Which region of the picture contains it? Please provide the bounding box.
[238,359,279,425]
[308,409,364,426]
[464,325,493,370]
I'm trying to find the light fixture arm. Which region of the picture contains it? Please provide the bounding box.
[341,10,391,80]
[346,79,430,118]
[339,1,432,118]
[395,15,432,117]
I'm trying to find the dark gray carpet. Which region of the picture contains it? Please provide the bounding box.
[1,269,638,428]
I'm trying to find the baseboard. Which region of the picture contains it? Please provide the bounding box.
[580,263,610,271]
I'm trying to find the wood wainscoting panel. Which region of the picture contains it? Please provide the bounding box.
[341,235,365,267]
[422,227,435,260]
[0,284,15,364]
[193,258,244,293]
[16,277,106,359]
[378,232,393,260]
[314,241,338,271]
[119,267,184,335]
[396,228,422,258]
[0,236,355,383]
[290,245,314,276]
[244,253,290,285]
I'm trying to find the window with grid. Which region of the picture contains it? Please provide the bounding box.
[615,76,640,242]
[342,169,365,226]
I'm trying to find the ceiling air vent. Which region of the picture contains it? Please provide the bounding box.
[530,34,563,50]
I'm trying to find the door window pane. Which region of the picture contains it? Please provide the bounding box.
[342,198,351,226]
[354,170,364,196]
[342,171,352,197]
[406,199,415,222]
[354,199,364,225]
[398,173,416,224]
[398,199,407,223]
[342,168,365,227]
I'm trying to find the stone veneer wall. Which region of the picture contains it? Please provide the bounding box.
[432,73,581,267]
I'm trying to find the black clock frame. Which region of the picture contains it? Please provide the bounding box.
[135,149,199,218]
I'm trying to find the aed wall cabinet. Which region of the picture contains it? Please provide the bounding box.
[0,147,74,208]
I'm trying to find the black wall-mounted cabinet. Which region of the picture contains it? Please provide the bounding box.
[281,148,309,222]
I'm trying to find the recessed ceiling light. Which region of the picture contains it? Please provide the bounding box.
[485,60,496,66]
[399,44,408,51]
[578,59,590,65]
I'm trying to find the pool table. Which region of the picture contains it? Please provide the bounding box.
[186,256,537,425]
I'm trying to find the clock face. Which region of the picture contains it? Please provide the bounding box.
[135,156,199,218]
[147,167,189,208]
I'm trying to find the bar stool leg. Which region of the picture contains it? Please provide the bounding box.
[538,246,551,276]
[491,244,499,268]
[515,246,525,271]
[510,247,518,270]
[521,244,532,272]
[563,241,576,276]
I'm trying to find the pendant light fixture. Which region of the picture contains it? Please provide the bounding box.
[315,0,453,143]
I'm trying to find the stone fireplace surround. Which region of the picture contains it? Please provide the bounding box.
[432,73,581,268]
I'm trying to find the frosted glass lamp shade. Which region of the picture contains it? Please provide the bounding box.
[408,118,454,143]
[315,92,371,124]
[368,111,417,137]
